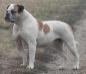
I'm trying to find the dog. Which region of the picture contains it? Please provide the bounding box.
[5,4,79,70]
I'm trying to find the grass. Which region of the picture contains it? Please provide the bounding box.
[0,0,85,57]
[0,1,86,74]
[0,0,84,28]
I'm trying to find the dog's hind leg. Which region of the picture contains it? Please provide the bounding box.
[54,39,67,69]
[64,37,79,69]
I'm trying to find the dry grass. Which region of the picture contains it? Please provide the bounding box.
[0,29,16,56]
[0,0,86,74]
[0,0,85,61]
[0,0,84,28]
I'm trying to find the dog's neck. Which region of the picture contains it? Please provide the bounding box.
[15,9,36,25]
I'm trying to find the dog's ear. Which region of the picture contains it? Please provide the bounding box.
[17,4,24,13]
[7,4,10,9]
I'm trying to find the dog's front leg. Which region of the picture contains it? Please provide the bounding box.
[16,36,28,66]
[27,41,36,69]
[21,48,28,66]
[21,39,29,66]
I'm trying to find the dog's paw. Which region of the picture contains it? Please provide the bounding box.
[73,65,79,70]
[26,65,34,70]
[58,65,65,70]
[20,63,26,67]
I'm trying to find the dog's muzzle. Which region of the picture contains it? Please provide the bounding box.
[5,11,16,23]
[5,12,10,21]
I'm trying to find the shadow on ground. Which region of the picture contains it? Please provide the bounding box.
[0,37,86,74]
[1,22,86,74]
[0,40,60,74]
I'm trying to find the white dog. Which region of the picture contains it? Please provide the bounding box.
[5,4,79,70]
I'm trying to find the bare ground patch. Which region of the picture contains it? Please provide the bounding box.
[1,12,86,73]
[0,28,86,74]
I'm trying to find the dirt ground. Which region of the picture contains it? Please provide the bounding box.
[0,12,86,74]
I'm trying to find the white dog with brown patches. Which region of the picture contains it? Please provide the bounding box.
[5,4,79,70]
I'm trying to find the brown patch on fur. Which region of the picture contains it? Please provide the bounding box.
[37,21,43,31]
[37,21,50,34]
[43,24,50,34]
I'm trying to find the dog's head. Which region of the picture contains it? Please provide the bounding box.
[5,4,24,23]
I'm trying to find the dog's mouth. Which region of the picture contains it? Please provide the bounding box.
[5,16,15,23]
[5,12,16,23]
[5,17,10,22]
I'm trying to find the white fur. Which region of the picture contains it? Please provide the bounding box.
[7,4,15,10]
[9,4,79,69]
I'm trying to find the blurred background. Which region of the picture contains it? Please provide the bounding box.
[0,0,86,27]
[0,0,86,74]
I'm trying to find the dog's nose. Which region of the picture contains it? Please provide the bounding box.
[5,16,8,20]
[6,13,10,17]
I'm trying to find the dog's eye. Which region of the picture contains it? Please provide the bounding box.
[11,10,16,14]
